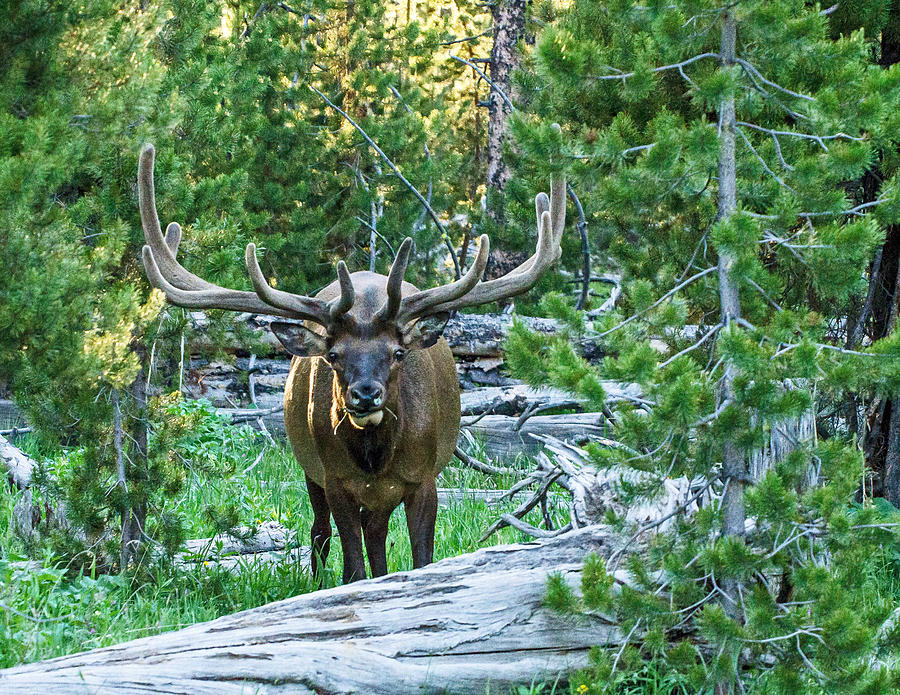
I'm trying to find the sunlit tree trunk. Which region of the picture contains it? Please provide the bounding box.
[486,0,525,225]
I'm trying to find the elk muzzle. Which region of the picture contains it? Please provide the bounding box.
[346,380,386,427]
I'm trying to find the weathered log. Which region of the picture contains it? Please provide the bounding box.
[534,435,714,530]
[175,521,299,567]
[461,412,609,460]
[177,490,550,574]
[218,384,588,423]
[213,408,622,464]
[0,526,628,694]
[186,311,567,359]
[459,384,579,416]
[1,433,76,540]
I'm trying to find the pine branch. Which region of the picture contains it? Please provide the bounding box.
[588,52,720,82]
[736,121,864,151]
[594,266,718,338]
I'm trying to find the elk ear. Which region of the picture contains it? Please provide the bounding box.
[269,321,328,357]
[402,312,451,350]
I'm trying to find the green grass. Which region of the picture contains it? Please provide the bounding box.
[0,422,562,670]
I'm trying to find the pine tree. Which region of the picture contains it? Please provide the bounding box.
[0,0,189,566]
[0,0,501,565]
[507,0,900,691]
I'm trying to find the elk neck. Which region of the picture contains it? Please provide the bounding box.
[329,370,402,475]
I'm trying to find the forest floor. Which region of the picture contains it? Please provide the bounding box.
[0,404,551,666]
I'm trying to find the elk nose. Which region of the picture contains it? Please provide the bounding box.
[349,382,384,410]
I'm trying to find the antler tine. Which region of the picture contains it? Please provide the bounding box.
[548,174,566,258]
[329,261,355,320]
[164,222,182,254]
[398,173,565,318]
[245,244,333,324]
[396,234,490,325]
[139,143,335,325]
[143,246,294,316]
[376,238,413,321]
[138,145,215,292]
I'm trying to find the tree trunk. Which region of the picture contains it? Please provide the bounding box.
[860,8,900,504]
[715,13,745,694]
[486,0,526,224]
[121,353,149,569]
[0,526,631,694]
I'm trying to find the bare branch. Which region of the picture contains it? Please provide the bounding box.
[568,184,590,310]
[310,86,448,238]
[589,52,720,82]
[744,276,783,312]
[441,28,492,46]
[736,126,794,192]
[736,120,864,151]
[494,515,571,539]
[454,444,519,476]
[733,58,816,103]
[659,323,723,368]
[450,54,514,109]
[594,266,718,338]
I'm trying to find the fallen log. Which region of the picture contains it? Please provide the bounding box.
[175,521,299,567]
[186,311,568,359]
[459,384,580,416]
[461,412,608,460]
[1,433,76,540]
[0,526,628,694]
[218,383,594,424]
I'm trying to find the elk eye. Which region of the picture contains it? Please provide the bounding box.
[393,348,406,362]
[326,350,339,363]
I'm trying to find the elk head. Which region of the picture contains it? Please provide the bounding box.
[138,144,565,428]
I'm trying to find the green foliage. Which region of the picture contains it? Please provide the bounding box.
[0,0,499,564]
[503,0,900,692]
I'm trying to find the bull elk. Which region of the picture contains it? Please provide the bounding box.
[138,144,565,583]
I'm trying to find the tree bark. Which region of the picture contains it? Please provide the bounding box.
[486,0,526,224]
[0,526,630,694]
[860,7,900,504]
[714,13,745,694]
[120,355,149,569]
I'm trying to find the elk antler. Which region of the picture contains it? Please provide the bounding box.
[138,144,353,326]
[394,174,565,326]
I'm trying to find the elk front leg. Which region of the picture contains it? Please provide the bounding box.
[360,508,391,577]
[403,479,438,569]
[305,474,332,586]
[324,480,367,583]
